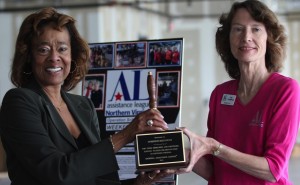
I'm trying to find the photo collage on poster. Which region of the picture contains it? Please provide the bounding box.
[82,38,183,185]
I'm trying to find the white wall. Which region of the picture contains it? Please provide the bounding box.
[0,13,15,104]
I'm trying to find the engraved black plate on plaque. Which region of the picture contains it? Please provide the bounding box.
[135,130,186,171]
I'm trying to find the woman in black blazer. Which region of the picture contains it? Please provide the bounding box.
[0,7,172,185]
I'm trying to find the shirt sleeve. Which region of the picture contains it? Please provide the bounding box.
[264,78,300,181]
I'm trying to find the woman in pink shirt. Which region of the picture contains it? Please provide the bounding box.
[179,0,300,184]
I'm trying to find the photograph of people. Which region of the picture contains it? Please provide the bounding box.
[0,7,175,185]
[115,42,146,68]
[157,71,180,107]
[91,80,103,109]
[177,0,300,185]
[89,43,114,69]
[148,40,182,67]
[83,75,105,110]
[83,80,94,98]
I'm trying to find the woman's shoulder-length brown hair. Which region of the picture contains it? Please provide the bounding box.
[11,7,90,91]
[215,0,287,79]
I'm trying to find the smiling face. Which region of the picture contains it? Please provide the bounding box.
[230,8,268,65]
[31,23,71,89]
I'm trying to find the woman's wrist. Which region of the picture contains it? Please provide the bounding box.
[110,130,132,152]
[209,139,222,156]
[109,135,115,152]
[212,143,222,156]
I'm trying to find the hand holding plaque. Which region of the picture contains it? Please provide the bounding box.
[135,71,187,171]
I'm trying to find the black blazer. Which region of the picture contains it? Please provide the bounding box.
[0,80,131,185]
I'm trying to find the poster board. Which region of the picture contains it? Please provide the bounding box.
[82,38,184,184]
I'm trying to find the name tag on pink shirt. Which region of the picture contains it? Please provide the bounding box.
[221,94,236,106]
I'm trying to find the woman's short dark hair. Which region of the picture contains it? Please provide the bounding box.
[216,0,287,79]
[11,7,90,90]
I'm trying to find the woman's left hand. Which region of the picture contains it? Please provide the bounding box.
[175,127,216,173]
[110,108,168,152]
[134,169,176,185]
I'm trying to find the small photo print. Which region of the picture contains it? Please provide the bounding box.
[89,43,114,69]
[115,42,146,68]
[157,71,180,107]
[148,39,182,67]
[82,74,105,110]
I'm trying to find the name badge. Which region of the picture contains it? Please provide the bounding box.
[221,94,236,106]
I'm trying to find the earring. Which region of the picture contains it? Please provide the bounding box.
[23,63,32,75]
[70,60,77,74]
[23,71,32,75]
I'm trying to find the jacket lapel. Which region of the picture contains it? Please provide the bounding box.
[62,92,100,145]
[25,80,77,148]
[25,79,99,149]
[44,102,78,149]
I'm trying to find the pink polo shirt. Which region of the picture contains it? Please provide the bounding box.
[207,73,300,185]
